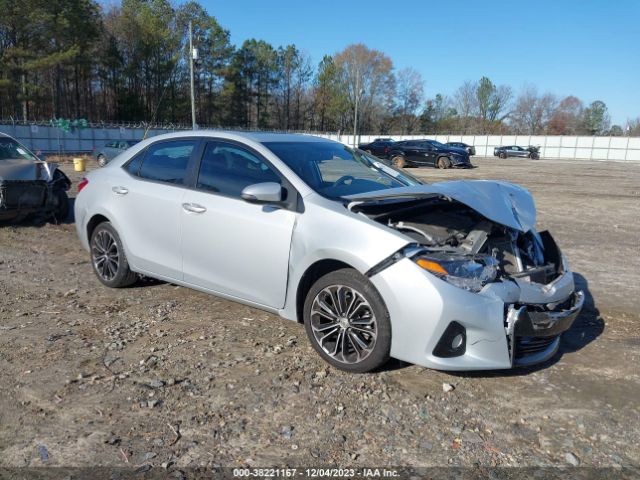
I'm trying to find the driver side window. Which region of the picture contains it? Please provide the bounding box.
[197,141,280,198]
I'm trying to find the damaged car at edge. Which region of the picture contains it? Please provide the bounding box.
[74,132,583,373]
[0,133,71,223]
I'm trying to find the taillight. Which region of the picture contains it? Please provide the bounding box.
[77,178,89,193]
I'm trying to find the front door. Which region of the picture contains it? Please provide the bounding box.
[181,140,297,308]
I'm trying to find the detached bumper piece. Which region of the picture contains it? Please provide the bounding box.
[507,291,585,367]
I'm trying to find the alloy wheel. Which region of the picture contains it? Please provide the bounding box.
[309,285,377,364]
[92,230,119,281]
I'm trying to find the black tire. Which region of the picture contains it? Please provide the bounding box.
[391,155,406,168]
[53,189,69,223]
[529,152,539,160]
[437,156,451,169]
[90,222,137,288]
[365,149,372,155]
[303,268,391,373]
[97,154,107,167]
[499,152,507,159]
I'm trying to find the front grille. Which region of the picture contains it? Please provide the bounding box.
[514,335,558,359]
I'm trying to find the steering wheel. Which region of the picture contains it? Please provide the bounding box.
[334,175,355,187]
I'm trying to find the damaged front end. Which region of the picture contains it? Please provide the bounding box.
[0,160,71,222]
[349,181,584,368]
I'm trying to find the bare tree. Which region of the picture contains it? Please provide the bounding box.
[453,80,478,118]
[547,96,584,134]
[511,85,557,134]
[395,67,424,134]
[334,43,395,133]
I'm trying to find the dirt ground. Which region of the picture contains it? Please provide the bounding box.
[0,156,639,474]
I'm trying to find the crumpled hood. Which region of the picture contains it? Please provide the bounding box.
[0,159,58,182]
[346,180,537,232]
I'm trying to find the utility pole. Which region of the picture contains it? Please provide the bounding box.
[189,21,196,129]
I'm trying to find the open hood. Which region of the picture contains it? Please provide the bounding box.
[345,180,536,232]
[0,159,58,182]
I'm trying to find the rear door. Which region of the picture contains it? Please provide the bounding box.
[420,142,438,165]
[112,138,199,280]
[402,141,427,164]
[180,139,297,308]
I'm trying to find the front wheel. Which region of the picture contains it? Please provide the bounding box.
[53,189,69,222]
[437,157,451,169]
[303,268,391,373]
[391,155,406,168]
[499,152,507,159]
[529,152,539,159]
[90,222,138,288]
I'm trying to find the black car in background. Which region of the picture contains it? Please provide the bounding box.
[446,141,476,156]
[357,139,395,158]
[494,145,540,159]
[387,139,472,169]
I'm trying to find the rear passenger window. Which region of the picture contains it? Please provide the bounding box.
[138,140,196,185]
[197,142,280,197]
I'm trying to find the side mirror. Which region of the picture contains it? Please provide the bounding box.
[241,182,283,204]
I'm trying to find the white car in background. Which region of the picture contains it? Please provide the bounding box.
[74,131,583,373]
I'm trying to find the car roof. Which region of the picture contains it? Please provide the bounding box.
[143,130,330,145]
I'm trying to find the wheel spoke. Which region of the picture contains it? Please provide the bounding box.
[350,326,377,341]
[312,320,339,333]
[328,287,343,315]
[316,298,339,319]
[318,326,340,345]
[330,330,344,357]
[347,332,363,361]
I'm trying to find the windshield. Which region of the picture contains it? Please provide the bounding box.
[263,141,422,199]
[0,137,38,161]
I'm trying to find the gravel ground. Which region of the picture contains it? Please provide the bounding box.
[0,156,638,474]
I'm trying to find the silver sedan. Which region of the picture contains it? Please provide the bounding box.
[74,131,583,373]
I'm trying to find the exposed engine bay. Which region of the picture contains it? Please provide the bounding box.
[354,197,562,287]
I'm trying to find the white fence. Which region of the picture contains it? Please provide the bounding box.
[320,134,640,162]
[2,122,639,162]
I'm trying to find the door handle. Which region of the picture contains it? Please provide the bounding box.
[182,203,207,214]
[112,186,129,195]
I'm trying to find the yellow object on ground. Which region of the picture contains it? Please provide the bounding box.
[73,157,86,172]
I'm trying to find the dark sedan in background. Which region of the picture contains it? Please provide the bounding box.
[494,145,540,159]
[446,141,476,156]
[388,139,473,169]
[94,140,139,166]
[357,138,395,158]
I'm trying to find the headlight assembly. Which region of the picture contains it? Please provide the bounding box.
[413,252,498,292]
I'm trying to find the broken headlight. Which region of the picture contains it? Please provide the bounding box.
[413,252,498,292]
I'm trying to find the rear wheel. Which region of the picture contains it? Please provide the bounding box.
[90,222,137,288]
[303,268,391,373]
[437,156,451,169]
[391,155,406,168]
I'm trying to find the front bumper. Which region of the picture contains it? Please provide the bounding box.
[370,258,582,371]
[507,291,584,366]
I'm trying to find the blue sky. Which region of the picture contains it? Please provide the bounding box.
[202,0,639,125]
